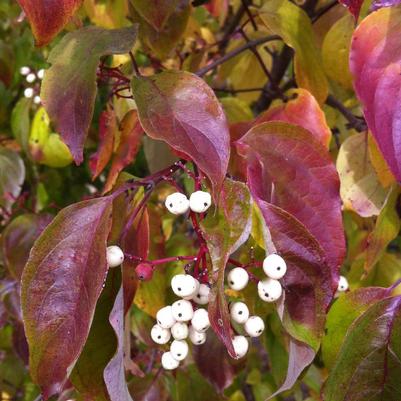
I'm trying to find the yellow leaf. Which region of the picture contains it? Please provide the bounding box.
[220,97,254,123]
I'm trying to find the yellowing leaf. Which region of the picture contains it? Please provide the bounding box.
[322,14,354,89]
[337,133,389,217]
[259,0,328,104]
[220,97,253,123]
[29,107,73,168]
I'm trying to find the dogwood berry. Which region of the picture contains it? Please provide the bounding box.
[257,278,282,302]
[151,324,171,345]
[230,301,250,324]
[263,254,287,280]
[165,192,190,215]
[227,267,249,291]
[106,245,124,268]
[170,340,189,361]
[135,263,153,281]
[24,88,34,98]
[244,316,265,337]
[37,69,45,79]
[161,351,179,370]
[171,274,198,298]
[232,335,249,358]
[20,66,30,75]
[337,275,349,292]
[189,191,212,213]
[156,305,176,329]
[26,73,36,83]
[33,95,41,105]
[193,283,210,305]
[172,299,194,322]
[183,278,200,300]
[171,322,189,340]
[189,326,206,345]
[191,308,210,332]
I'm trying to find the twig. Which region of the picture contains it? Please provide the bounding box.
[129,51,141,76]
[312,0,338,23]
[241,0,257,31]
[196,35,281,77]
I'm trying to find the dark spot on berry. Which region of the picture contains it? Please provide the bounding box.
[204,202,208,206]
[277,267,281,270]
[230,281,234,285]
[198,340,202,343]
[178,313,182,317]
[157,320,161,325]
[157,335,161,339]
[178,287,181,291]
[265,293,269,297]
[202,326,207,330]
[258,329,262,333]
[169,203,173,207]
[239,311,243,315]
[177,354,181,357]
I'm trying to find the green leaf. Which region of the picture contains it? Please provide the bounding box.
[201,178,252,357]
[323,296,401,401]
[259,0,328,104]
[41,25,138,164]
[11,97,31,154]
[220,97,254,123]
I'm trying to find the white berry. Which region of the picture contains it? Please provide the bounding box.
[189,191,212,213]
[189,326,206,345]
[193,283,210,305]
[26,73,36,83]
[165,192,190,215]
[183,278,200,300]
[171,322,189,340]
[20,66,30,76]
[156,305,176,329]
[170,340,189,361]
[230,302,249,324]
[171,274,198,298]
[263,254,287,279]
[227,267,249,291]
[161,351,179,370]
[191,308,210,332]
[172,299,194,322]
[106,245,124,268]
[151,324,171,345]
[24,87,34,98]
[258,278,282,302]
[232,335,249,358]
[33,95,41,105]
[244,316,265,337]
[337,275,349,292]
[37,69,45,79]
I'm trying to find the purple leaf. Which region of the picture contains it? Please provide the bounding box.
[21,197,114,399]
[338,0,364,19]
[371,0,401,10]
[132,71,230,198]
[41,26,137,164]
[237,121,345,281]
[350,7,401,182]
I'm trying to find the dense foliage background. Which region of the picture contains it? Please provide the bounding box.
[0,1,401,400]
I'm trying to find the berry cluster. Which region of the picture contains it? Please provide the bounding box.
[150,274,211,370]
[20,66,44,104]
[165,191,211,215]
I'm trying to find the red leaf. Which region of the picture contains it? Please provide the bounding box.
[350,7,401,182]
[17,0,83,46]
[41,26,137,164]
[21,197,113,399]
[237,121,345,278]
[104,110,144,193]
[201,179,252,358]
[255,88,331,148]
[90,107,117,180]
[132,71,230,198]
[338,0,363,19]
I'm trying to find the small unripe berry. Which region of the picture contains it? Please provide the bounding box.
[244,316,265,337]
[37,69,45,79]
[24,88,34,98]
[151,324,171,345]
[170,340,189,361]
[156,305,176,329]
[193,283,210,305]
[227,267,249,291]
[189,326,206,345]
[161,351,179,370]
[263,254,287,279]
[26,73,36,83]
[257,278,282,302]
[165,192,190,215]
[171,274,198,298]
[106,245,124,268]
[191,308,210,332]
[171,299,194,322]
[171,322,189,340]
[135,263,153,281]
[230,302,249,324]
[232,335,249,358]
[189,191,212,213]
[20,66,30,76]
[337,275,349,292]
